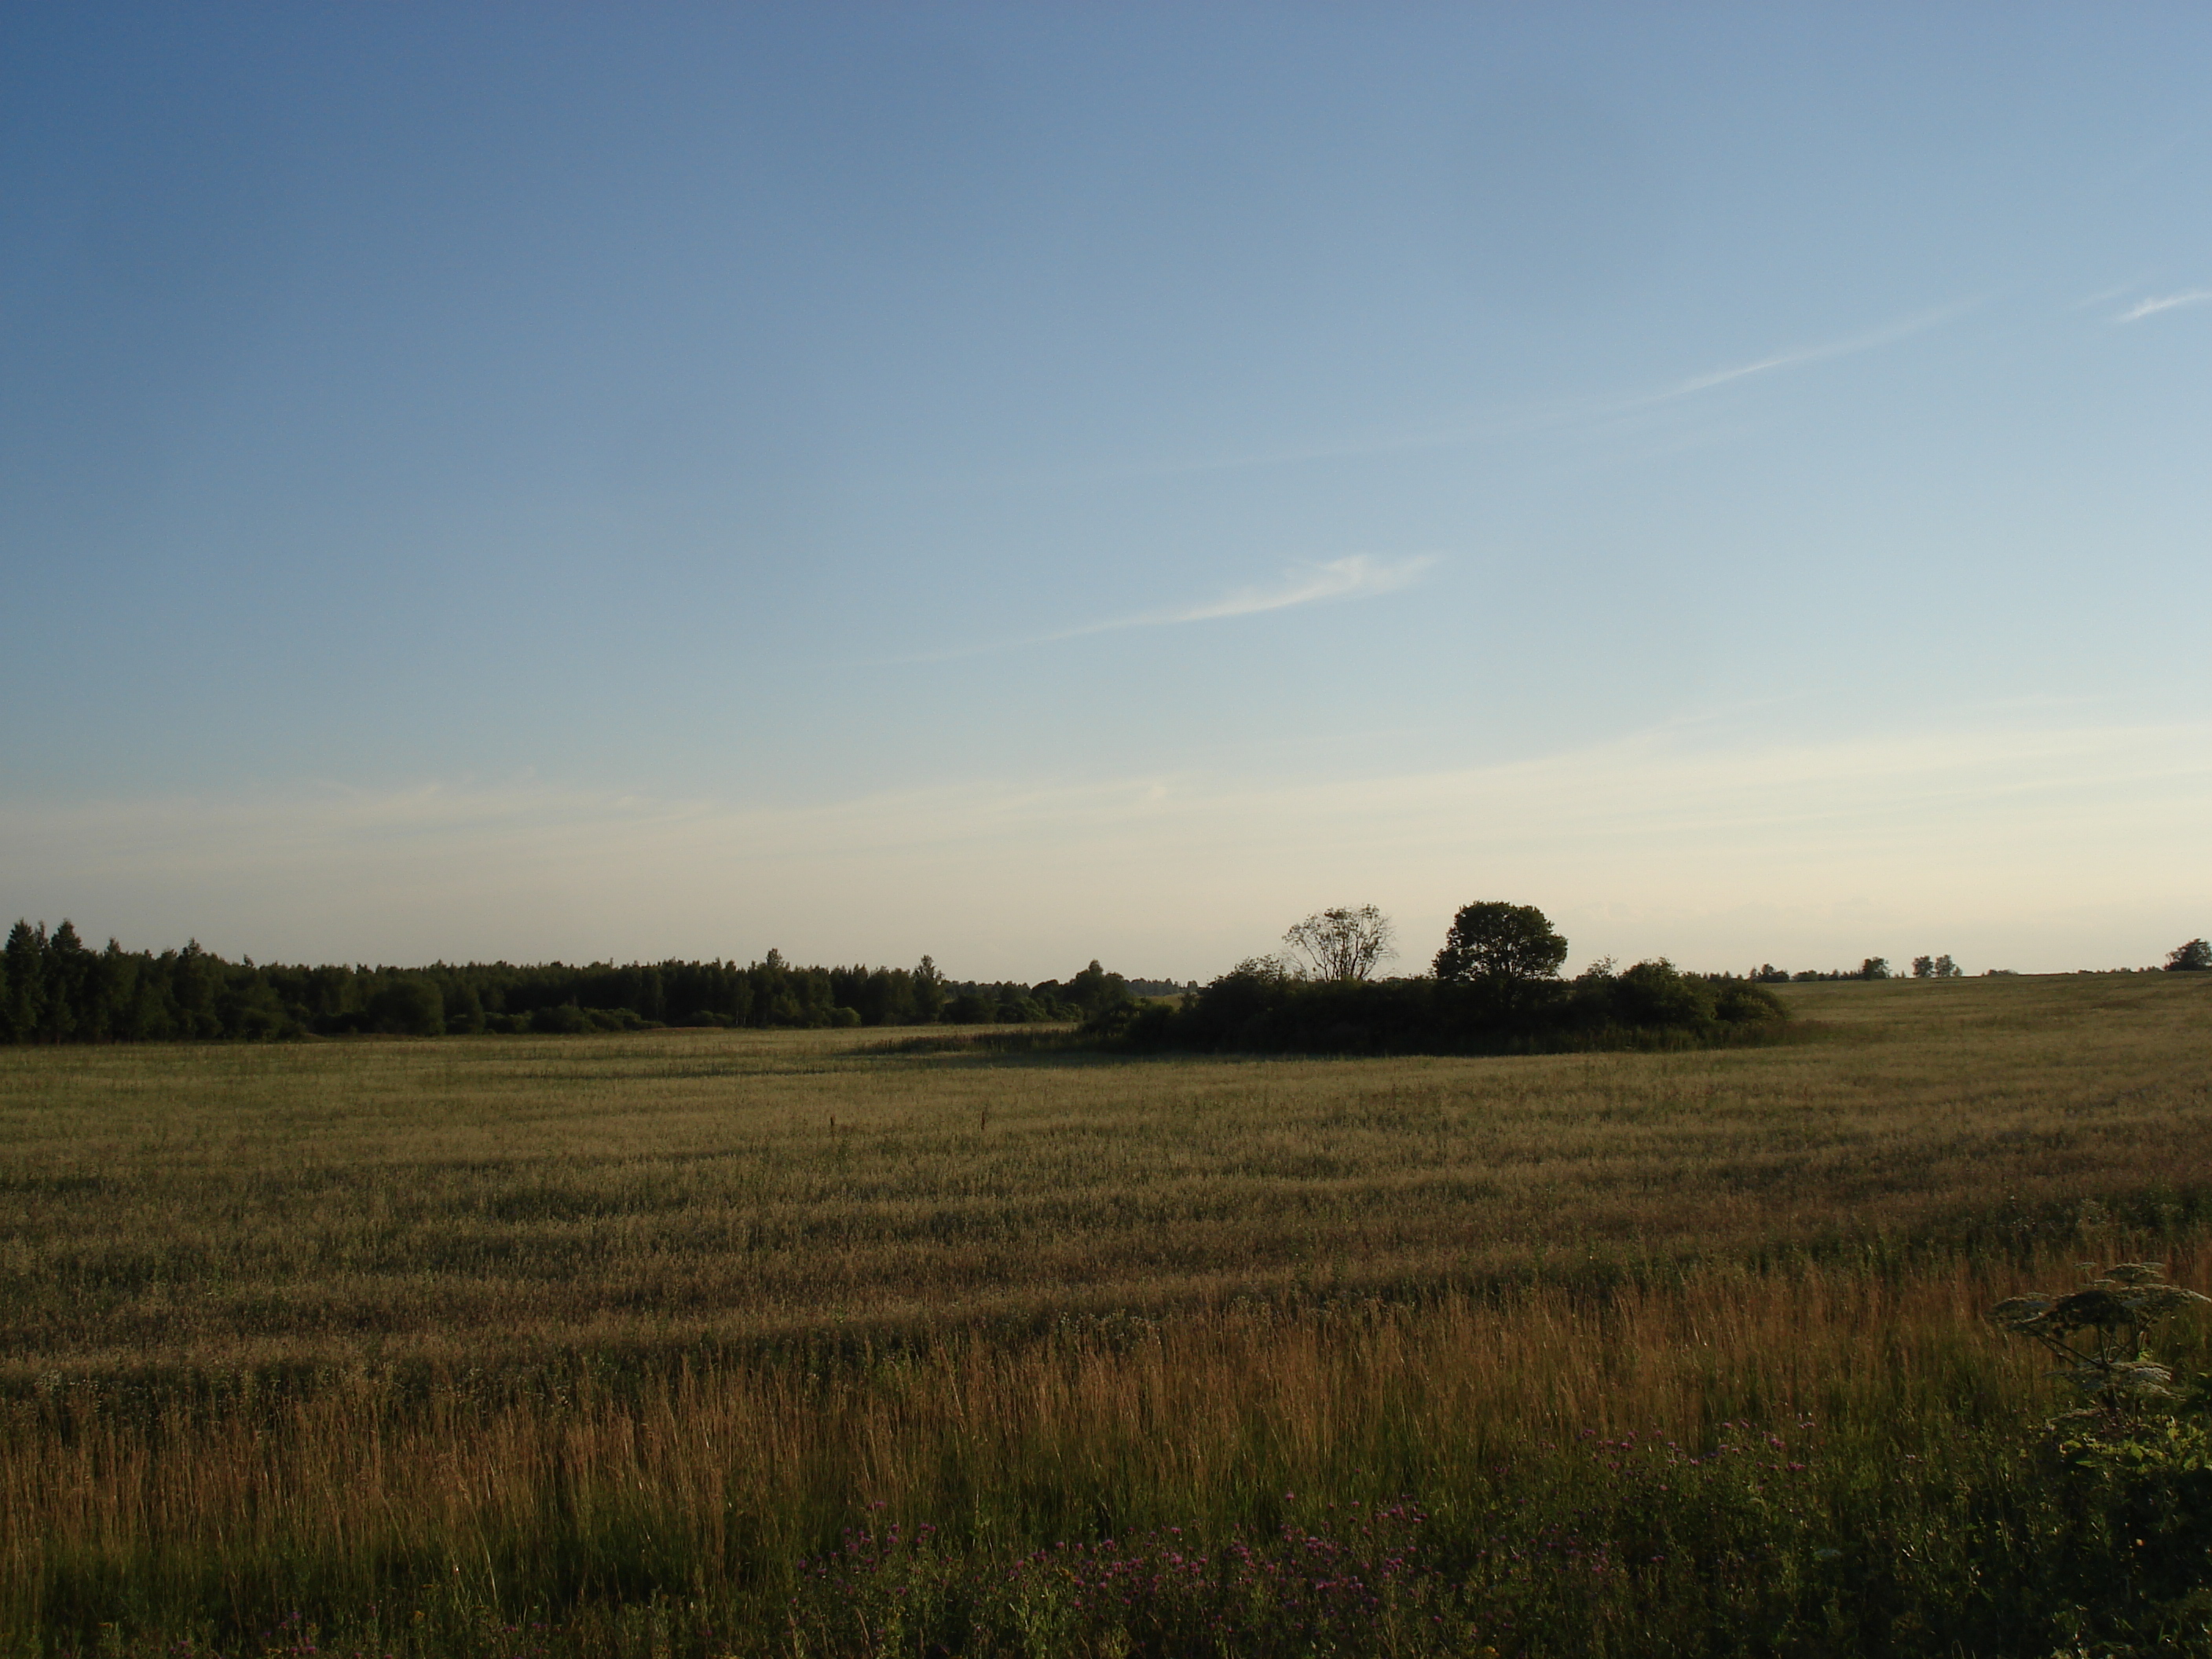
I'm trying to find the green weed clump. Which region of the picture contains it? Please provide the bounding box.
[1981,1260,2212,1654]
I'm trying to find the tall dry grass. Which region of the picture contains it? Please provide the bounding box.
[17,1242,2199,1647]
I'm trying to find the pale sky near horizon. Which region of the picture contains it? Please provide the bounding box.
[2,4,2207,980]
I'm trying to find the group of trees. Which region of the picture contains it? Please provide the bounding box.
[1111,901,1786,1056]
[1123,910,2212,1057]
[1745,939,2212,980]
[0,920,1138,1044]
[1748,958,1915,983]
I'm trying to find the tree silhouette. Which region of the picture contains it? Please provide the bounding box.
[1432,902,1566,986]
[1282,906,1397,982]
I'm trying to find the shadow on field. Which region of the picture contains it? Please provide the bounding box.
[855,1027,1123,1067]
[857,1020,1857,1068]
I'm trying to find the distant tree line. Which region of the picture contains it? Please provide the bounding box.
[1106,902,1789,1057]
[1747,958,1908,982]
[7,909,2196,1049]
[1746,939,2212,980]
[0,920,1141,1043]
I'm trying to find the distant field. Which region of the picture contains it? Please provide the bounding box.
[2,972,2208,1654]
[0,972,2205,1376]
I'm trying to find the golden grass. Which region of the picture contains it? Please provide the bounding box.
[5,1241,2205,1649]
[0,973,2204,1378]
[0,1272,1994,1541]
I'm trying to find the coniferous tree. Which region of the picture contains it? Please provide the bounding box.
[912,955,947,1024]
[39,921,89,1042]
[3,921,46,1042]
[95,939,138,1040]
[171,941,223,1038]
[0,925,1145,1043]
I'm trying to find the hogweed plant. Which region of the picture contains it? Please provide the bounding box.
[1990,1262,2212,1422]
[1993,1263,2212,1652]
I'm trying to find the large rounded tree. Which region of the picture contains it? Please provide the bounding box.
[1433,901,1568,984]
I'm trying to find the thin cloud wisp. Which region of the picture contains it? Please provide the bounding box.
[903,555,1440,662]
[1142,554,1438,627]
[1647,299,1980,403]
[2116,291,2212,324]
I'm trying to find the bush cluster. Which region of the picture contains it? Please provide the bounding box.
[1108,957,1783,1055]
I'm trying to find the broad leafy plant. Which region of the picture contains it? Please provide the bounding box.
[1992,1262,2211,1419]
[1994,1264,2212,1650]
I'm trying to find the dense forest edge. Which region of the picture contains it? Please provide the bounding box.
[0,919,1155,1042]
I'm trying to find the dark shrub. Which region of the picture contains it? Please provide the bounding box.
[1600,959,1715,1029]
[945,991,996,1024]
[1713,980,1788,1023]
[364,978,445,1037]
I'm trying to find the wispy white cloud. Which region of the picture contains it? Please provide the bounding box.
[2075,277,2152,309]
[994,299,1981,487]
[900,554,1439,662]
[2115,290,2212,323]
[1104,553,1438,629]
[1640,300,1982,403]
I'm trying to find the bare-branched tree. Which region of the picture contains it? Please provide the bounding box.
[1281,906,1397,982]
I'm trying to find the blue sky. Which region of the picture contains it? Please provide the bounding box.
[2,3,2207,977]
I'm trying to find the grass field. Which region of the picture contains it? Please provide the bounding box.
[2,972,2209,1654]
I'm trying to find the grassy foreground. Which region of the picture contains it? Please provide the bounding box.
[1,973,2208,1654]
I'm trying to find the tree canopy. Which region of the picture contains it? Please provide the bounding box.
[1431,902,1568,985]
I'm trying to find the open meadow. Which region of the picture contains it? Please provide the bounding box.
[2,972,2210,1655]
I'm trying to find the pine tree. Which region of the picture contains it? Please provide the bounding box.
[2,921,46,1043]
[39,920,87,1042]
[912,954,947,1024]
